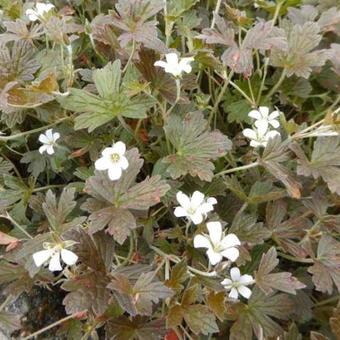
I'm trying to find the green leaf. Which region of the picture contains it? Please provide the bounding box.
[163,112,232,181]
[165,260,189,291]
[0,157,13,175]
[293,136,340,195]
[93,61,121,99]
[109,271,173,316]
[83,148,170,244]
[229,210,270,245]
[20,150,47,178]
[42,188,84,233]
[223,99,252,124]
[308,235,340,294]
[0,310,21,333]
[255,247,306,295]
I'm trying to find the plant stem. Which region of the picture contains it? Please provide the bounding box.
[229,80,255,106]
[314,295,340,307]
[33,184,65,192]
[271,1,283,27]
[123,39,136,73]
[1,213,33,240]
[214,161,259,177]
[22,311,85,340]
[209,71,234,124]
[210,0,222,29]
[277,251,314,264]
[265,68,287,100]
[256,57,269,105]
[150,246,217,278]
[117,232,135,268]
[0,118,69,141]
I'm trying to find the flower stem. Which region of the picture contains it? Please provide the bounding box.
[0,118,69,141]
[33,184,65,193]
[210,0,222,29]
[150,246,217,278]
[22,311,86,340]
[265,68,287,100]
[214,161,259,178]
[277,251,314,264]
[0,213,33,239]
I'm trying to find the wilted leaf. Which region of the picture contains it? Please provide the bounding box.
[106,316,166,340]
[255,247,306,295]
[165,260,189,291]
[259,136,301,198]
[109,271,173,316]
[293,137,340,195]
[0,310,21,333]
[270,22,329,78]
[230,288,293,339]
[163,112,232,181]
[308,235,340,294]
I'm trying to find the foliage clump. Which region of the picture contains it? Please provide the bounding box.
[0,0,339,339]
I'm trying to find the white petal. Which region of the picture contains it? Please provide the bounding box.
[265,130,280,141]
[230,267,241,281]
[269,119,280,129]
[221,247,239,262]
[206,221,222,245]
[250,140,263,148]
[238,285,252,299]
[26,9,38,21]
[112,141,126,155]
[229,287,239,299]
[48,252,62,272]
[33,249,53,267]
[221,233,241,249]
[46,145,55,155]
[269,110,280,119]
[154,60,167,69]
[102,147,115,157]
[259,106,269,117]
[174,206,188,218]
[95,157,110,170]
[243,128,257,140]
[39,145,48,154]
[206,197,217,205]
[53,132,60,141]
[191,191,205,208]
[193,235,211,249]
[221,278,232,287]
[108,166,122,181]
[45,129,54,140]
[165,53,179,65]
[61,249,78,266]
[39,133,49,143]
[248,110,261,120]
[255,119,269,135]
[239,274,254,285]
[176,191,191,210]
[190,211,203,225]
[199,202,215,215]
[118,156,129,170]
[179,58,193,73]
[206,249,223,265]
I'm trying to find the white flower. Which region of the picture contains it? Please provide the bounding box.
[243,124,280,148]
[26,2,55,22]
[33,244,78,272]
[221,267,254,300]
[154,53,194,77]
[193,221,241,265]
[38,129,60,155]
[248,106,280,131]
[174,191,217,225]
[95,141,129,181]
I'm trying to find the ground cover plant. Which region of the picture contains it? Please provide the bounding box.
[0,0,339,338]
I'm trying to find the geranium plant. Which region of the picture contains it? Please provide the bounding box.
[0,0,339,339]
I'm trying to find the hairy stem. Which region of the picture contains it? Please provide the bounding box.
[214,161,259,177]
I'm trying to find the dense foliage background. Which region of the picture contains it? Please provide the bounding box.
[0,0,339,339]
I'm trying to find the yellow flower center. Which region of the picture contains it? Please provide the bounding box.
[111,153,120,162]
